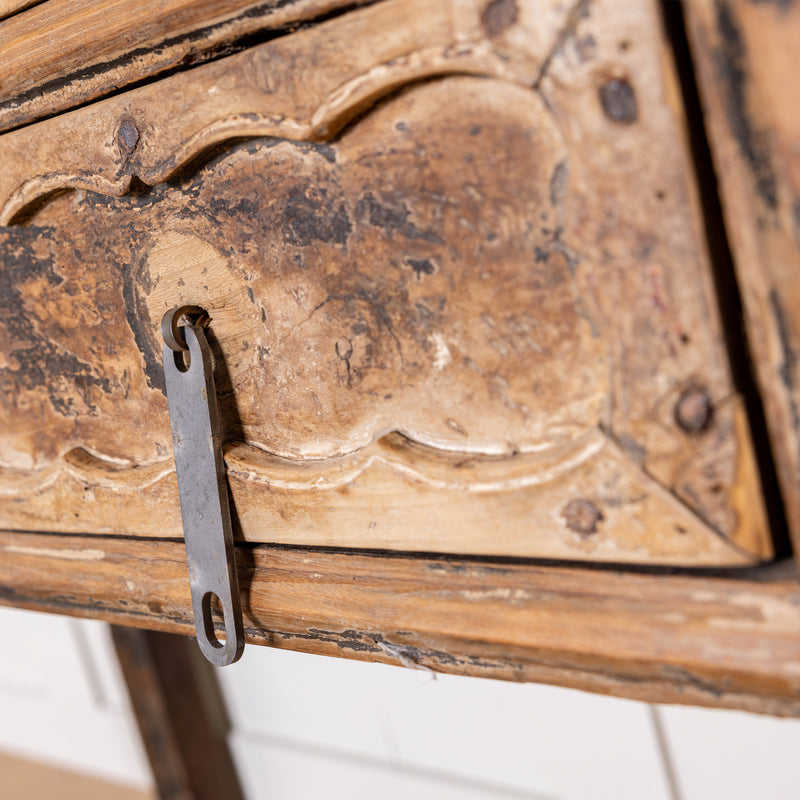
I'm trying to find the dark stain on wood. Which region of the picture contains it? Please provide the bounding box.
[793,197,800,248]
[282,186,352,247]
[770,289,800,437]
[405,256,437,279]
[713,0,778,208]
[748,0,795,10]
[3,531,799,714]
[0,65,770,562]
[355,192,441,243]
[481,0,518,37]
[121,252,166,395]
[0,226,112,419]
[549,159,569,207]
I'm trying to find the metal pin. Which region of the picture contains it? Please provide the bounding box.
[162,306,244,666]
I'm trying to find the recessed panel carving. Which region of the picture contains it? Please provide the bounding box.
[0,0,772,564]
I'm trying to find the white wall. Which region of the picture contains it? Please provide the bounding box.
[1,606,800,799]
[0,607,152,790]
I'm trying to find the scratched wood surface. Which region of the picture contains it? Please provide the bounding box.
[0,530,799,716]
[0,0,377,133]
[0,0,772,564]
[685,0,800,558]
[0,0,771,565]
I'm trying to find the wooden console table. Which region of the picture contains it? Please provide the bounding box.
[1,0,799,718]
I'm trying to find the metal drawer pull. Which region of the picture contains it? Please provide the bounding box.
[161,305,244,666]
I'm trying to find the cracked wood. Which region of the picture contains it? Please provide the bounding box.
[0,0,380,133]
[0,530,799,716]
[684,0,800,557]
[0,0,773,564]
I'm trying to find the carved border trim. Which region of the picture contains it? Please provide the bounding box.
[0,0,564,224]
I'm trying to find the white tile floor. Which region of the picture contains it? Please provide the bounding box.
[2,606,800,799]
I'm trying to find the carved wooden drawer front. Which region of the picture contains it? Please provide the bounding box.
[0,0,774,568]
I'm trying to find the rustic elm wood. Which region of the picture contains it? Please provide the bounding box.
[1,530,799,717]
[0,0,377,133]
[0,0,772,565]
[684,0,800,556]
[0,0,40,23]
[1,0,799,715]
[111,626,245,800]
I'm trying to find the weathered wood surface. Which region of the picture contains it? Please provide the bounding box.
[111,626,245,800]
[0,0,378,133]
[0,0,40,24]
[1,530,799,716]
[0,0,771,564]
[685,0,800,558]
[0,0,570,222]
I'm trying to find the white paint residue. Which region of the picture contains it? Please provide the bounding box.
[5,545,105,561]
[461,588,532,602]
[374,638,437,677]
[431,333,451,370]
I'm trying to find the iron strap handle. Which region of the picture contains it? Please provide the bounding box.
[161,306,244,666]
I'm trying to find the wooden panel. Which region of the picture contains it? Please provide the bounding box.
[0,0,771,564]
[0,530,799,716]
[0,0,378,133]
[684,0,800,556]
[0,0,568,219]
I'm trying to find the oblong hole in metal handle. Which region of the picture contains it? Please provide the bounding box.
[201,592,225,650]
[193,587,243,666]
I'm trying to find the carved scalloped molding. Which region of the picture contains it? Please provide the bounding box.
[0,429,605,494]
[0,0,772,563]
[0,0,569,224]
[2,53,510,224]
[0,429,754,564]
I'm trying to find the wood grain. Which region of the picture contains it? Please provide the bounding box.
[0,0,772,564]
[1,529,799,716]
[0,0,568,224]
[111,626,245,800]
[684,0,800,556]
[0,0,41,24]
[0,0,378,133]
